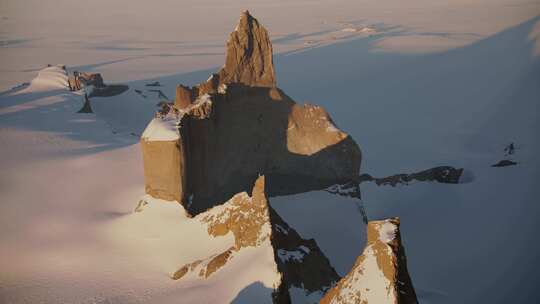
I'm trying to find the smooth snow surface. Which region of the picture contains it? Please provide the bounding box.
[1,1,540,303]
[29,65,69,90]
[141,116,180,141]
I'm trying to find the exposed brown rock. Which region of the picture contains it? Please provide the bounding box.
[320,218,418,304]
[68,71,105,91]
[78,72,105,88]
[175,85,193,109]
[218,10,276,88]
[203,247,235,278]
[182,85,361,214]
[141,11,361,213]
[68,70,128,97]
[172,247,235,280]
[173,176,339,303]
[140,135,187,204]
[200,175,271,249]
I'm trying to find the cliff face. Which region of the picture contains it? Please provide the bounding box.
[143,10,361,214]
[182,85,360,213]
[320,218,418,304]
[140,112,187,203]
[172,176,339,303]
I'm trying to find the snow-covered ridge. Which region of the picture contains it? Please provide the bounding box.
[141,114,181,141]
[29,65,69,90]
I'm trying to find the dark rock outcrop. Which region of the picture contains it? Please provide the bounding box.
[359,166,464,187]
[77,93,93,113]
[68,71,104,90]
[68,71,128,97]
[270,207,340,295]
[491,159,517,167]
[320,218,418,304]
[181,85,361,213]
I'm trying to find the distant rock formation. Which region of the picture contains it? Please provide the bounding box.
[173,176,339,303]
[68,71,105,91]
[68,70,128,97]
[320,218,418,304]
[141,10,361,214]
[359,166,465,187]
[491,159,517,167]
[77,93,93,113]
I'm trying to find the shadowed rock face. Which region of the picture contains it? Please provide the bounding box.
[173,176,339,303]
[269,207,340,295]
[359,166,464,186]
[181,84,361,213]
[320,218,418,304]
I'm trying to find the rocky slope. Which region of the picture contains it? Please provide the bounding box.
[141,11,361,214]
[139,11,418,304]
[320,218,418,304]
[172,176,339,303]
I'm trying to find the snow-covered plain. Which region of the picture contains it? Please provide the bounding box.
[1,0,539,303]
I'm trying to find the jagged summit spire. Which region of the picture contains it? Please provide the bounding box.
[217,10,276,87]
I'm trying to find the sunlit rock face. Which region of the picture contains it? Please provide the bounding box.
[320,218,418,304]
[141,11,361,213]
[173,176,339,303]
[218,10,276,88]
[140,111,187,203]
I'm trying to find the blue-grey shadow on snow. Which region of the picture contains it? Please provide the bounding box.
[230,282,274,304]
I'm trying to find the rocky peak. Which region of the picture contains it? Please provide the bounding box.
[172,175,339,303]
[320,218,418,304]
[200,175,271,249]
[217,10,276,87]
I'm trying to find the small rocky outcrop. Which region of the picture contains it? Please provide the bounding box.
[68,70,128,97]
[141,11,361,214]
[320,218,418,304]
[77,93,93,113]
[491,159,517,167]
[173,176,339,303]
[68,71,105,90]
[359,166,464,187]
